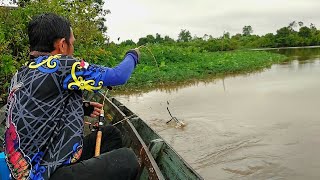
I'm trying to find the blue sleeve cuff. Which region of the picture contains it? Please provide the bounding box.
[125,52,139,67]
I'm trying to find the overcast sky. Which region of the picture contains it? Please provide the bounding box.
[104,0,320,42]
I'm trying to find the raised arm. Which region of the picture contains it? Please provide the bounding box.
[61,50,140,92]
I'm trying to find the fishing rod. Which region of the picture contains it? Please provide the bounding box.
[94,89,109,157]
[94,108,104,157]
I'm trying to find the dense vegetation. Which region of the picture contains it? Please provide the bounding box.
[2,1,318,101]
[121,46,286,91]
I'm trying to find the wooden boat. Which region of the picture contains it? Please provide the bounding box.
[0,92,203,180]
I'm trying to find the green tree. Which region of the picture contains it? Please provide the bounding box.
[120,39,136,46]
[310,23,317,31]
[137,34,156,45]
[309,24,320,45]
[163,35,175,43]
[288,21,297,30]
[178,29,192,42]
[258,33,276,47]
[242,25,253,36]
[299,26,312,38]
[231,33,242,40]
[203,34,209,41]
[155,33,164,43]
[223,31,230,39]
[137,37,148,46]
[275,27,295,47]
[145,35,156,43]
[297,26,312,46]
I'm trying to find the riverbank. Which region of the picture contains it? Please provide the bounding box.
[115,47,287,92]
[251,45,320,51]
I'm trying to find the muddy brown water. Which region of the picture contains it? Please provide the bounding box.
[114,48,320,180]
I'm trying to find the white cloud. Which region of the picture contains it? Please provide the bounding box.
[104,0,320,42]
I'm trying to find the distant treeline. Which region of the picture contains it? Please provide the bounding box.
[118,21,320,51]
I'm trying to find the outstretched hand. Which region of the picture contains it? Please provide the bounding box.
[126,48,141,63]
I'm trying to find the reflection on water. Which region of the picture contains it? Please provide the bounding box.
[269,47,320,61]
[113,78,224,97]
[114,47,320,180]
[113,71,259,98]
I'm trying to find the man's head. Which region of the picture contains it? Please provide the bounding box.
[28,13,75,56]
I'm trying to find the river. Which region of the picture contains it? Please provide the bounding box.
[115,47,320,180]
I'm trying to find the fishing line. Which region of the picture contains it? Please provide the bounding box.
[112,114,137,126]
[136,45,186,127]
[137,45,160,74]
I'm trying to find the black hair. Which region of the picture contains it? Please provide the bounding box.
[28,13,71,52]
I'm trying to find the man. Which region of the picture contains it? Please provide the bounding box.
[4,13,140,180]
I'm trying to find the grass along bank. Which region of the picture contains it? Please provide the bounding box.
[113,46,287,91]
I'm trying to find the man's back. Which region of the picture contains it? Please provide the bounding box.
[5,55,84,179]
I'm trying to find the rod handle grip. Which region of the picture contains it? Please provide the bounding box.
[95,131,102,157]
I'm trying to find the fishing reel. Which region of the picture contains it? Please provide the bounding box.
[84,121,100,132]
[85,110,106,132]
